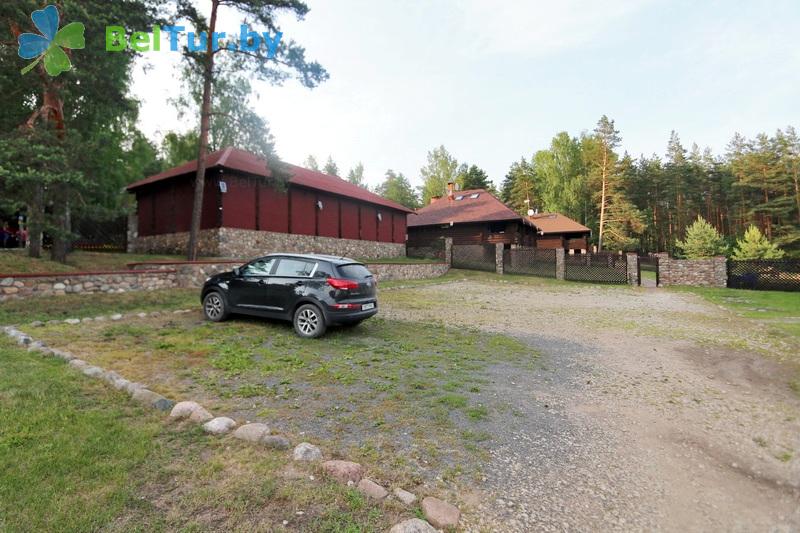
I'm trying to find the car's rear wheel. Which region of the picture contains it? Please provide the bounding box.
[293,304,326,338]
[203,291,229,322]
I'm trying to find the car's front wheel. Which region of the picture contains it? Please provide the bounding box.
[293,304,326,338]
[203,291,229,322]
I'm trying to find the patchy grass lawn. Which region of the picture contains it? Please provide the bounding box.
[0,337,399,531]
[29,311,538,488]
[0,288,197,325]
[0,250,198,275]
[675,286,800,338]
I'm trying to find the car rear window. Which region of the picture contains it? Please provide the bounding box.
[336,263,372,279]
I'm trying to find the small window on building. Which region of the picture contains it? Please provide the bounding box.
[469,193,480,199]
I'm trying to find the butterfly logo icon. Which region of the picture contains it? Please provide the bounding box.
[18,4,85,76]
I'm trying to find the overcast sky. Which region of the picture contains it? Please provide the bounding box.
[134,0,800,189]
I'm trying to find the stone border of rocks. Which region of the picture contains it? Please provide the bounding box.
[2,312,462,531]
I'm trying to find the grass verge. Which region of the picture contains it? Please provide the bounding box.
[0,338,396,531]
[0,288,197,325]
[0,250,200,275]
[30,311,539,487]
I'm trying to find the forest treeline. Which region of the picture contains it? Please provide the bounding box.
[498,116,800,256]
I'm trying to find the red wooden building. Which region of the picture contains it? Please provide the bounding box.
[126,147,413,258]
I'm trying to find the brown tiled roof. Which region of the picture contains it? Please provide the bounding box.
[408,189,530,227]
[528,213,591,234]
[126,147,413,213]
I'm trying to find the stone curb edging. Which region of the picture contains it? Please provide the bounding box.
[2,314,461,531]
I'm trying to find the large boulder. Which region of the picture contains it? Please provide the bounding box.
[232,423,270,443]
[292,442,322,462]
[203,417,236,435]
[322,460,364,484]
[421,497,461,529]
[189,406,214,423]
[169,401,202,420]
[357,478,388,500]
[388,518,438,533]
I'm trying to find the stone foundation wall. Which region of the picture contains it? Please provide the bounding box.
[364,262,449,282]
[657,255,727,287]
[0,270,178,302]
[132,230,220,256]
[131,227,405,260]
[128,260,245,288]
[132,259,449,285]
[217,228,404,259]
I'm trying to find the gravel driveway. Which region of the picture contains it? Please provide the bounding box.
[382,279,800,532]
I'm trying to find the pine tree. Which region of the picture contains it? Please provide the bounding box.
[303,155,319,171]
[376,170,420,209]
[674,216,728,258]
[323,156,339,176]
[346,162,366,188]
[586,115,621,251]
[459,164,492,190]
[732,225,785,260]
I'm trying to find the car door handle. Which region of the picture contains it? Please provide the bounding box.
[259,279,269,285]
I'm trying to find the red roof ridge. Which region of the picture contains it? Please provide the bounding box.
[126,146,413,213]
[409,188,529,227]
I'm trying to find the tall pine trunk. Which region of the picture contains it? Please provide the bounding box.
[597,148,608,251]
[187,0,220,261]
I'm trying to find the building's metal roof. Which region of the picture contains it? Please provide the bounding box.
[127,147,414,214]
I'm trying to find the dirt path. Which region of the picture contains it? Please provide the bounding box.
[382,280,800,532]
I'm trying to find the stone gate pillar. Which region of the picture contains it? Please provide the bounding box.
[626,253,639,286]
[444,237,453,267]
[495,243,504,275]
[555,248,565,280]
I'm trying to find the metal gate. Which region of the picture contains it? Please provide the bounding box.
[452,244,496,272]
[565,252,627,284]
[637,255,659,287]
[503,247,557,278]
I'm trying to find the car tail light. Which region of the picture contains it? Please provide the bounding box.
[327,277,359,290]
[333,303,359,310]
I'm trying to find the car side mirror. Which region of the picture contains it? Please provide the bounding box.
[233,267,241,277]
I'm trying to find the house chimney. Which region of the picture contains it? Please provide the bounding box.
[446,181,455,200]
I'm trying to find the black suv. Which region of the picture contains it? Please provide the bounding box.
[200,253,378,338]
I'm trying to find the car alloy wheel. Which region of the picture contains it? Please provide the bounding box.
[297,307,319,335]
[204,293,224,321]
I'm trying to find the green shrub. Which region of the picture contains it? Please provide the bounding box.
[675,216,728,258]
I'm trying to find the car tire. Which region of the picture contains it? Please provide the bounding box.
[293,303,326,338]
[203,291,229,322]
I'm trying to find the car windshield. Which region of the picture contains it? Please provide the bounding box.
[337,263,372,279]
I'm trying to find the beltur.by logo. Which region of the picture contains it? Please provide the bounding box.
[17,4,85,76]
[105,25,282,57]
